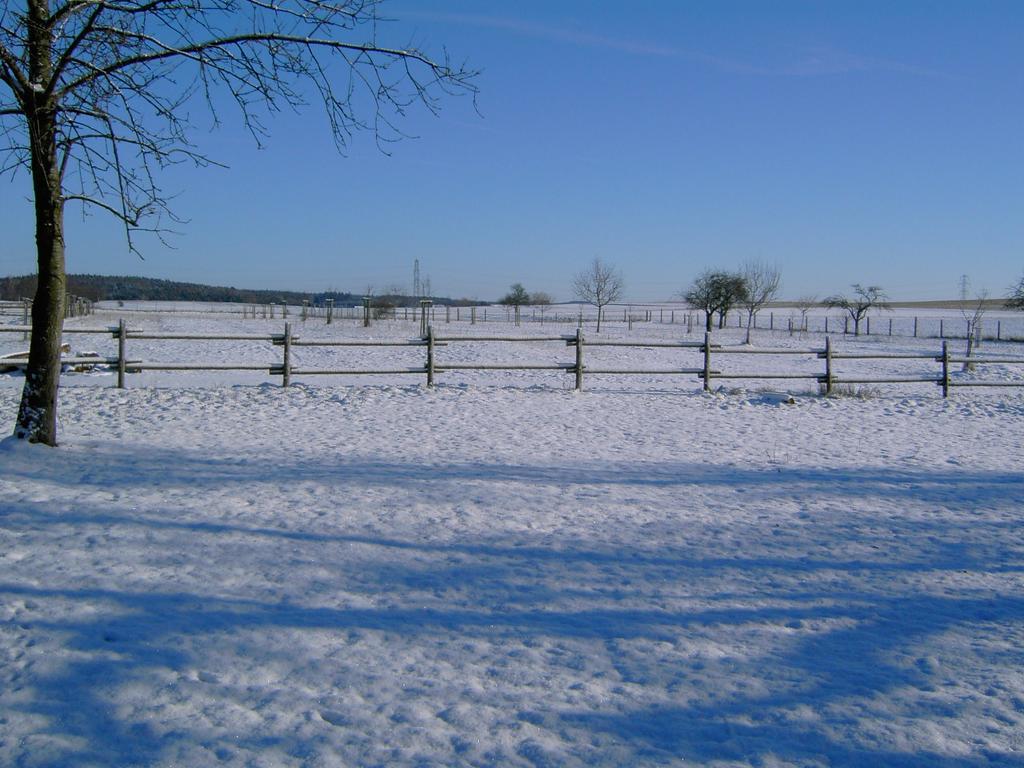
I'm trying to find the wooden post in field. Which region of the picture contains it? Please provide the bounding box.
[702,331,711,392]
[419,300,432,337]
[825,316,829,334]
[426,325,435,387]
[889,318,893,336]
[997,321,1001,341]
[913,317,918,337]
[471,306,476,325]
[941,340,949,398]
[282,322,292,387]
[824,335,833,396]
[574,327,584,391]
[326,299,334,325]
[939,318,944,338]
[302,300,308,322]
[866,316,871,335]
[117,318,127,389]
[362,297,371,327]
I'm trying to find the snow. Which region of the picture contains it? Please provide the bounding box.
[2,308,1024,766]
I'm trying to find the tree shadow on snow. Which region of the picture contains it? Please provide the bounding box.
[2,442,1023,765]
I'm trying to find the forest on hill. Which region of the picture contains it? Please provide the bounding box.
[0,274,472,307]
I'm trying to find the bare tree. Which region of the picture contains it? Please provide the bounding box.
[530,291,553,306]
[682,270,747,332]
[573,258,623,333]
[824,284,890,336]
[795,294,819,333]
[1007,273,1024,310]
[1,0,476,445]
[739,261,781,344]
[958,275,988,371]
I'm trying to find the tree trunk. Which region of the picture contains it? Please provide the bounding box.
[595,306,602,333]
[16,36,66,445]
[963,323,976,372]
[16,168,65,444]
[705,311,713,333]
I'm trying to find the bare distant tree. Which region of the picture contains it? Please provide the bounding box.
[739,261,781,344]
[683,270,747,332]
[958,275,989,371]
[530,291,554,306]
[573,258,623,333]
[795,295,819,332]
[1007,273,1024,310]
[1,0,477,445]
[824,284,891,336]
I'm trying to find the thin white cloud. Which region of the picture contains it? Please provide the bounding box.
[401,10,948,79]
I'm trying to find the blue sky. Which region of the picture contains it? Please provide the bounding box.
[2,0,1022,301]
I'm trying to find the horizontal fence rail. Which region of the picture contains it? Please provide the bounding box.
[2,322,1023,398]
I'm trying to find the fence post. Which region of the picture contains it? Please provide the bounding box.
[825,316,829,334]
[939,318,944,338]
[824,335,833,396]
[574,327,584,391]
[419,299,432,337]
[913,316,918,337]
[22,300,30,341]
[117,318,127,389]
[282,322,292,387]
[326,298,334,325]
[997,320,1001,341]
[471,306,476,325]
[702,331,711,392]
[889,318,892,336]
[941,340,950,398]
[426,325,435,387]
[867,316,871,335]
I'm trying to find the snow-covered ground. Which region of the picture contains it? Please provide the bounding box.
[2,309,1023,766]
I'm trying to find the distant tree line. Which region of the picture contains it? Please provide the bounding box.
[0,274,475,308]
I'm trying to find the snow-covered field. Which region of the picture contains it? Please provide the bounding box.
[2,309,1024,766]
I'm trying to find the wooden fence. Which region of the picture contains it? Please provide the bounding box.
[2,322,1023,398]
[97,298,1024,344]
[0,297,94,321]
